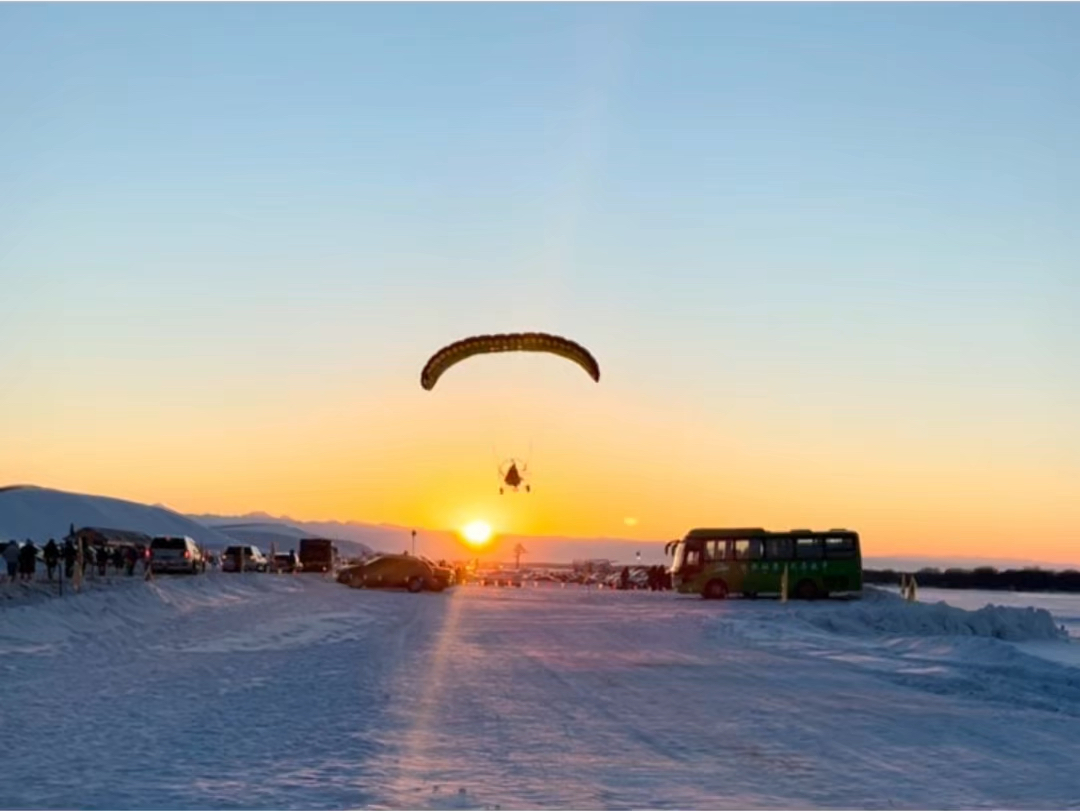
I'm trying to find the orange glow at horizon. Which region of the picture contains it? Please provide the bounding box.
[2,357,1078,567]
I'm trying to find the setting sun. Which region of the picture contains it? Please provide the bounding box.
[462,520,493,546]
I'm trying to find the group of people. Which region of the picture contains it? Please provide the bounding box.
[616,564,674,591]
[1,538,149,584]
[1,539,53,582]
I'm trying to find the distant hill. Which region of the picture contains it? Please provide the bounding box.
[188,511,674,564]
[187,511,1080,569]
[0,485,236,548]
[208,521,373,559]
[0,487,666,563]
[193,512,403,554]
[191,512,500,561]
[5,486,1072,570]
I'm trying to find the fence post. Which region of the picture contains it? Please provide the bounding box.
[73,540,84,593]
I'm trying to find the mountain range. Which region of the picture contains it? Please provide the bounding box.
[1,484,1072,570]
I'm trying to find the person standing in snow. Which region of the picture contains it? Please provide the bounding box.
[43,539,60,580]
[18,540,38,582]
[3,541,20,581]
[63,539,77,579]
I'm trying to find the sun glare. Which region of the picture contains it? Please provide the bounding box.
[462,520,493,546]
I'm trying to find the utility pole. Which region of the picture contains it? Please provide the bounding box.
[411,530,416,556]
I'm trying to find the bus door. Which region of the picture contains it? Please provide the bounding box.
[671,540,703,587]
[702,538,732,588]
[730,538,764,595]
[762,536,793,596]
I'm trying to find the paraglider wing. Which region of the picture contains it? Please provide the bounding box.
[420,332,600,390]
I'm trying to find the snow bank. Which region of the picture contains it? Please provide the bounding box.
[906,586,1080,639]
[709,586,1069,647]
[703,588,1080,719]
[0,572,310,656]
[801,587,1069,642]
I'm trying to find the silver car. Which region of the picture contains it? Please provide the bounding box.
[221,545,270,573]
[150,536,205,575]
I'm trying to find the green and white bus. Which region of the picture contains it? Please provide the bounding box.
[667,527,862,600]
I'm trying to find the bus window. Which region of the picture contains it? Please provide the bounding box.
[825,536,857,559]
[704,539,727,561]
[795,537,824,559]
[764,537,793,560]
[732,539,761,560]
[684,548,701,568]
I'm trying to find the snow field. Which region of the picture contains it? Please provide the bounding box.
[2,576,1080,809]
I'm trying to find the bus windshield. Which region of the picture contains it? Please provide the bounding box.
[671,540,688,572]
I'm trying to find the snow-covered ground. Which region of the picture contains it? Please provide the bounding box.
[2,577,1080,810]
[880,586,1080,669]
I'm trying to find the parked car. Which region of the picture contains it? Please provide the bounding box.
[221,545,269,573]
[149,536,205,575]
[337,554,453,593]
[273,551,302,573]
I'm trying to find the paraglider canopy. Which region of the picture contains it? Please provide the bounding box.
[420,332,600,391]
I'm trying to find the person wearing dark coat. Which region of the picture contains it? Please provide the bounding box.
[43,539,60,580]
[63,539,77,579]
[18,541,38,582]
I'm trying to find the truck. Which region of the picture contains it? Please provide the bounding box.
[298,538,339,574]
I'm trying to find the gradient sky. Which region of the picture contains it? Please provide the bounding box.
[1,3,1078,563]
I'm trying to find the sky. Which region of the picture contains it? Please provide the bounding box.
[1,3,1078,564]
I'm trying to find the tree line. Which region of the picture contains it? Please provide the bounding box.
[864,566,1080,593]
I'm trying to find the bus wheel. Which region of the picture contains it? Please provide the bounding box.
[703,579,728,600]
[795,580,820,601]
